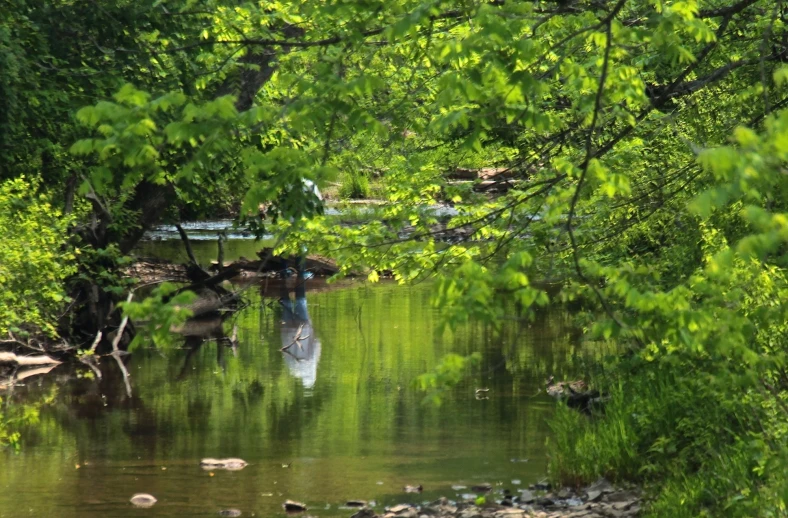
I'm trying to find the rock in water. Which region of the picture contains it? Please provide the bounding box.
[403,485,423,493]
[200,458,248,470]
[519,489,535,504]
[283,500,307,512]
[586,490,603,502]
[346,500,367,507]
[218,510,242,517]
[586,477,614,495]
[458,508,483,518]
[470,483,492,493]
[129,493,157,508]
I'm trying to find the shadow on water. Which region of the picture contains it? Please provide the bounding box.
[0,268,603,517]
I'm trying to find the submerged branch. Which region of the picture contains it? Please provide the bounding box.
[175,223,200,267]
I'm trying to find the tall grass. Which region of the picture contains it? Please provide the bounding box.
[338,171,371,199]
[547,359,788,516]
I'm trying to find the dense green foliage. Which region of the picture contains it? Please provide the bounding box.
[0,177,75,336]
[2,0,788,514]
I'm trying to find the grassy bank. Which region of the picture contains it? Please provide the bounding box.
[548,349,788,516]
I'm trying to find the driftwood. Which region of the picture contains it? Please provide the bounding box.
[185,290,241,318]
[0,365,59,390]
[258,248,340,275]
[208,249,340,276]
[111,292,134,397]
[0,352,61,366]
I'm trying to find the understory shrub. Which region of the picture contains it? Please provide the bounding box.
[0,177,75,336]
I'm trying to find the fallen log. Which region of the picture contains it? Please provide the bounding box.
[258,248,340,275]
[0,352,61,366]
[184,290,241,318]
[208,249,340,276]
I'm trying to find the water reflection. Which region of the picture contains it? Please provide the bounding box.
[178,316,238,378]
[279,273,322,389]
[0,279,599,518]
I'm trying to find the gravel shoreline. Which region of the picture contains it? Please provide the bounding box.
[348,478,641,518]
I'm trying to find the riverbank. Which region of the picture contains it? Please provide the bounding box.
[348,479,641,518]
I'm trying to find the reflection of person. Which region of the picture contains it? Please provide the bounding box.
[279,271,321,389]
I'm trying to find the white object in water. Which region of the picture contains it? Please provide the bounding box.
[130,493,157,508]
[302,179,323,201]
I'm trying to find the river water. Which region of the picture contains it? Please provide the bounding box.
[0,233,588,518]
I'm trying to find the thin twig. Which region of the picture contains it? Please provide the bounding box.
[89,331,103,353]
[111,292,134,397]
[566,0,631,335]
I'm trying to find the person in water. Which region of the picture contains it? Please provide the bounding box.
[278,178,323,388]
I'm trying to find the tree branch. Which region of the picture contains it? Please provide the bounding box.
[175,223,200,267]
[566,0,630,333]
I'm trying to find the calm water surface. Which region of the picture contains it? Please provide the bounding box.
[0,239,589,518]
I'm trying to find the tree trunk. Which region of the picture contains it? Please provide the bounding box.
[64,32,296,351]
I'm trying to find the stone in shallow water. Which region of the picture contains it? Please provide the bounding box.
[218,510,242,517]
[129,493,157,508]
[351,508,377,518]
[586,477,614,495]
[200,458,248,470]
[536,496,555,506]
[586,490,603,502]
[605,489,641,503]
[346,500,368,508]
[519,490,535,504]
[458,507,483,518]
[283,500,307,512]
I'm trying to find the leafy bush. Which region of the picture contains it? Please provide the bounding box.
[0,177,75,337]
[119,283,196,350]
[338,171,371,199]
[549,109,788,516]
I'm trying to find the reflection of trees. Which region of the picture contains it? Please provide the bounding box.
[6,283,586,478]
[177,315,237,379]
